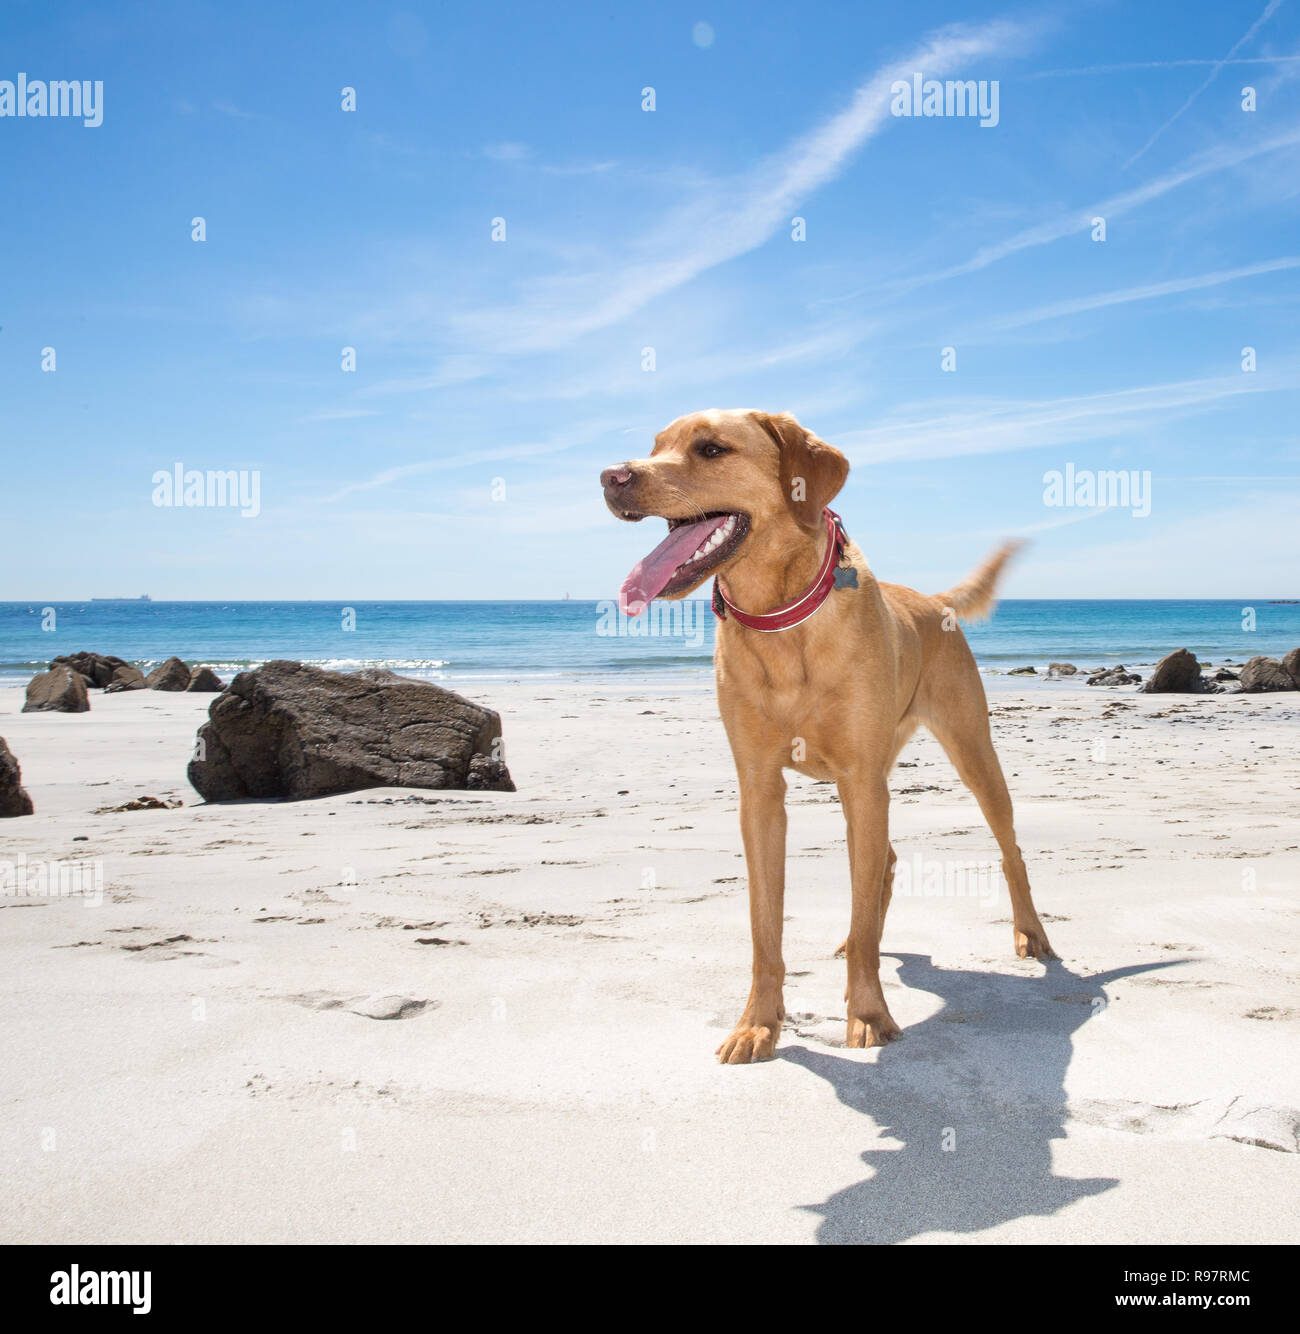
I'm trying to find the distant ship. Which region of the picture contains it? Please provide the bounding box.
[91,595,152,603]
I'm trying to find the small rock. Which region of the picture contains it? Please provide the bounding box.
[1238,656,1296,693]
[1008,665,1037,676]
[0,737,34,817]
[23,665,90,713]
[105,664,147,693]
[50,652,131,688]
[1141,648,1207,694]
[186,666,225,692]
[1087,666,1141,687]
[145,657,192,691]
[1047,662,1077,677]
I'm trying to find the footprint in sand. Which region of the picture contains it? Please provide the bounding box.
[1071,1095,1300,1154]
[283,991,436,1020]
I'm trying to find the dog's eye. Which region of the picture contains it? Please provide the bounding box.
[695,441,729,460]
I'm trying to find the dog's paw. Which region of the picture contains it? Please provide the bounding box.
[1015,923,1057,960]
[716,1023,780,1064]
[846,1012,902,1048]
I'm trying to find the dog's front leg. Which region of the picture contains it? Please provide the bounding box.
[837,775,903,1048]
[716,764,787,1064]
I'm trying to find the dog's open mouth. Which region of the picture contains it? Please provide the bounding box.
[619,511,750,616]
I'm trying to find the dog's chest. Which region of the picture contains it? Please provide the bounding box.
[717,631,850,729]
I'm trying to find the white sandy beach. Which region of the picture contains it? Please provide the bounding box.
[1,678,1297,1244]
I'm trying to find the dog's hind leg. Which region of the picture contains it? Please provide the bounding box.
[922,693,1055,961]
[834,841,896,957]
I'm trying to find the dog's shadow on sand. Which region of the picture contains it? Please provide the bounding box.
[781,952,1180,1244]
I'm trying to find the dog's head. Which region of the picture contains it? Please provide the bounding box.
[601,409,848,615]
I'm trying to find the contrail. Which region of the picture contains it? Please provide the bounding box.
[1125,0,1287,167]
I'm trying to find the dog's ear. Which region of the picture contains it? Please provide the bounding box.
[753,411,849,529]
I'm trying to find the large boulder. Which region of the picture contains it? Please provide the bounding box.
[50,651,130,689]
[1238,656,1296,693]
[1283,648,1300,688]
[186,666,225,693]
[23,665,90,713]
[187,661,515,802]
[0,738,34,817]
[145,657,192,691]
[105,664,147,693]
[1141,648,1207,694]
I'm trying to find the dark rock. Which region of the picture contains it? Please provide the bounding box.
[1087,666,1141,687]
[1213,668,1239,681]
[0,737,34,817]
[1238,656,1296,693]
[1141,648,1207,694]
[467,754,514,790]
[1008,665,1037,676]
[187,660,515,802]
[23,665,90,713]
[145,657,192,691]
[186,666,225,693]
[1283,648,1300,688]
[1047,662,1077,676]
[51,651,130,689]
[105,664,147,693]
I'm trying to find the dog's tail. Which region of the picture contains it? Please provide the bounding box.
[935,540,1023,622]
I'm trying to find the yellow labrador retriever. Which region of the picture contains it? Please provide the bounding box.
[602,409,1054,1064]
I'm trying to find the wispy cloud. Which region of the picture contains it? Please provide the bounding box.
[835,367,1300,464]
[483,141,530,161]
[212,100,262,120]
[985,256,1300,332]
[976,504,1112,537]
[1029,55,1300,79]
[298,407,380,423]
[1016,491,1300,597]
[538,160,619,176]
[315,419,625,503]
[450,18,1038,356]
[886,126,1300,297]
[499,319,877,403]
[1124,0,1288,167]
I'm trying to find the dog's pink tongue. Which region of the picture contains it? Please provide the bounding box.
[620,517,722,616]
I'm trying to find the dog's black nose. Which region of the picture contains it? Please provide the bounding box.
[601,465,634,490]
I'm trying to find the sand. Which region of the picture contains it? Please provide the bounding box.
[0,677,1297,1244]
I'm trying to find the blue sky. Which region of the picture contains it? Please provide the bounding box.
[2,0,1298,599]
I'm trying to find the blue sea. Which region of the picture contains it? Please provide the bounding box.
[2,599,1298,689]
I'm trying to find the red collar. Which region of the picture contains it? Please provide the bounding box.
[711,508,848,632]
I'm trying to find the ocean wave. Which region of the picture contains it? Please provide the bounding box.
[0,656,452,672]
